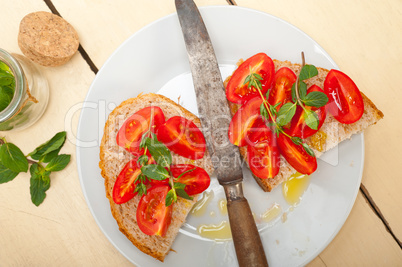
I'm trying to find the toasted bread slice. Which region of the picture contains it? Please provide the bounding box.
[99,93,213,262]
[227,59,384,192]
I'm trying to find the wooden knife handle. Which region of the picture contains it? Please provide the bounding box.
[224,184,269,267]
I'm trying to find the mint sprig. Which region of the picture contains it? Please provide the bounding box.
[134,131,194,206]
[0,132,71,206]
[243,52,321,156]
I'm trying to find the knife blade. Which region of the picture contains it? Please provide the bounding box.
[175,1,268,266]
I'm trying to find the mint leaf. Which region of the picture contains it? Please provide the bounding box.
[0,142,28,172]
[0,71,14,86]
[260,103,269,120]
[165,189,176,207]
[137,155,148,166]
[298,82,307,100]
[0,86,14,111]
[40,148,61,163]
[45,154,70,172]
[302,143,315,157]
[0,61,10,72]
[299,65,318,81]
[141,164,169,180]
[302,91,328,108]
[291,136,303,146]
[29,163,51,206]
[0,162,19,184]
[174,182,193,200]
[291,83,297,103]
[145,137,172,167]
[29,131,66,161]
[303,109,319,130]
[176,168,196,180]
[276,102,296,127]
[134,182,147,197]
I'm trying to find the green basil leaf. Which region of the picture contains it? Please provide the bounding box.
[141,164,169,180]
[145,137,172,167]
[0,142,28,172]
[29,163,51,206]
[0,162,19,184]
[302,143,315,157]
[302,91,329,108]
[276,102,296,127]
[299,64,318,81]
[45,154,70,172]
[28,131,67,161]
[165,189,176,207]
[303,109,319,130]
[298,81,307,100]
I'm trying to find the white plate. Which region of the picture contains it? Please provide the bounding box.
[76,6,363,267]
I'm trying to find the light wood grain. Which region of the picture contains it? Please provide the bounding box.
[0,0,401,266]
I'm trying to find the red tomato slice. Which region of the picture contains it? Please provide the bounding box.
[116,106,165,157]
[277,134,317,175]
[228,96,264,147]
[323,69,364,124]
[171,164,210,195]
[136,185,172,237]
[226,53,275,104]
[286,85,327,138]
[247,125,280,179]
[156,116,206,160]
[268,67,297,110]
[112,159,142,204]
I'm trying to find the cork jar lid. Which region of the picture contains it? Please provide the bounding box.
[18,11,79,67]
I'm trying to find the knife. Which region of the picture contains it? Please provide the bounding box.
[175,1,268,266]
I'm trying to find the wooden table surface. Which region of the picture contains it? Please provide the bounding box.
[1,0,401,266]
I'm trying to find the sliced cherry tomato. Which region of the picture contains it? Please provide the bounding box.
[228,96,264,147]
[277,134,317,175]
[226,53,275,104]
[113,157,155,204]
[323,69,364,124]
[285,85,327,138]
[268,67,297,110]
[171,164,210,195]
[247,125,280,179]
[136,185,172,237]
[116,106,165,157]
[112,159,142,204]
[156,116,206,160]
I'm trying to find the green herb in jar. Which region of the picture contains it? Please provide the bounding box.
[0,61,15,112]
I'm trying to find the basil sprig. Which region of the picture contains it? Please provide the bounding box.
[0,132,71,206]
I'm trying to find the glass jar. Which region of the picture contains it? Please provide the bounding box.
[0,48,49,131]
